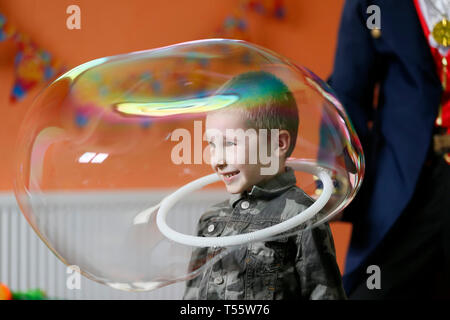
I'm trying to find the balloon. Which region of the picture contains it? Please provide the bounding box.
[14,39,364,292]
[0,283,12,300]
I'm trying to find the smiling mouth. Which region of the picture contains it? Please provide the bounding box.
[221,171,240,179]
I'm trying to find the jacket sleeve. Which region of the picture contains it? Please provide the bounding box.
[295,222,347,300]
[182,215,208,300]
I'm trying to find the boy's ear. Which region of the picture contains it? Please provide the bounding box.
[277,130,291,158]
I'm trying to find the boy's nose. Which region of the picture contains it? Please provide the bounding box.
[211,152,227,171]
[215,162,226,171]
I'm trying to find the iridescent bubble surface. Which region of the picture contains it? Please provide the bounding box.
[14,39,364,292]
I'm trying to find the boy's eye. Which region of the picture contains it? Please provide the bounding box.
[207,140,236,148]
[225,141,236,146]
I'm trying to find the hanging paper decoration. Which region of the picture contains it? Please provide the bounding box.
[0,13,65,103]
[0,14,16,41]
[214,0,286,40]
[247,0,285,18]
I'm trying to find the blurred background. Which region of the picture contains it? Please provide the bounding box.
[0,0,351,299]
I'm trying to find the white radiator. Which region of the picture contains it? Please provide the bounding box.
[0,191,226,300]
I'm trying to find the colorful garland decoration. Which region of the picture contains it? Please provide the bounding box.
[0,282,48,300]
[214,0,286,40]
[0,13,65,103]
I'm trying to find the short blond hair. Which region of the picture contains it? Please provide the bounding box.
[217,71,299,157]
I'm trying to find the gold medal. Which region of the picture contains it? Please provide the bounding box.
[432,17,450,47]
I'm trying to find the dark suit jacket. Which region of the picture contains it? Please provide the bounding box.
[328,0,442,292]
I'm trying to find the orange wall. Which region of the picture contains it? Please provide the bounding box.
[0,0,351,273]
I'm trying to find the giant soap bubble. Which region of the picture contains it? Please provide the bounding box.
[14,39,364,292]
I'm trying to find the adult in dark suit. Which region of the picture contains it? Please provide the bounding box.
[329,0,450,298]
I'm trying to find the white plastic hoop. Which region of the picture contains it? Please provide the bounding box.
[156,160,333,247]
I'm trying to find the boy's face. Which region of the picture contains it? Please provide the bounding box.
[205,110,280,194]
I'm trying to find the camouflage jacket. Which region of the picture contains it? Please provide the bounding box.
[183,167,347,300]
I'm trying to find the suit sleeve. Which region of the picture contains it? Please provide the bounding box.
[328,0,381,222]
[295,222,347,300]
[329,0,379,147]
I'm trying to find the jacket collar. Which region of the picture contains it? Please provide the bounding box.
[229,167,297,207]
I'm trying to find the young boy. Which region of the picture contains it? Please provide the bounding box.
[183,71,346,300]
